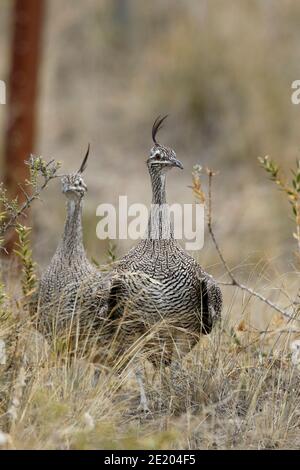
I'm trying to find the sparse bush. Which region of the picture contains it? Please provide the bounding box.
[259,156,300,261]
[0,155,60,250]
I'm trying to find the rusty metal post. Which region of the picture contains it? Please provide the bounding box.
[3,0,45,253]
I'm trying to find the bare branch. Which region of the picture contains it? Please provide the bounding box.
[206,169,300,323]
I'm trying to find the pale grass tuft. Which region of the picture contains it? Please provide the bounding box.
[82,412,95,431]
[0,430,13,449]
[7,366,26,425]
[290,340,300,369]
[0,339,6,365]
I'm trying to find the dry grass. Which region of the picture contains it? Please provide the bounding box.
[0,267,300,450]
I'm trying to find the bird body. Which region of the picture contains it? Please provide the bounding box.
[108,117,222,375]
[116,237,220,334]
[34,147,108,348]
[38,196,103,329]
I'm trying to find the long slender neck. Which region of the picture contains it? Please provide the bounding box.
[58,197,85,259]
[150,167,167,205]
[147,166,172,241]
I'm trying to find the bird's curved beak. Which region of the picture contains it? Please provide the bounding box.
[172,158,184,170]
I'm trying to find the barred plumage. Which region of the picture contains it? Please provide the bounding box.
[33,147,109,350]
[107,117,222,410]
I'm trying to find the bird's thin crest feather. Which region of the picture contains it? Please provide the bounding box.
[78,143,90,173]
[152,115,168,145]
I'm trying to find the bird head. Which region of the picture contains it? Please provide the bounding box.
[147,116,183,172]
[61,144,89,200]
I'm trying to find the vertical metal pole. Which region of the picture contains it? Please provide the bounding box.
[4,0,45,252]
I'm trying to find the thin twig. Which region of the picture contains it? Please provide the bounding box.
[1,178,50,236]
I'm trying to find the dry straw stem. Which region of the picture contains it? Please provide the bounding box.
[203,168,299,323]
[1,316,27,435]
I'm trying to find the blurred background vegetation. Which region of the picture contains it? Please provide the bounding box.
[1,0,300,274]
